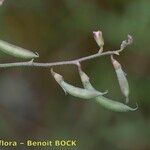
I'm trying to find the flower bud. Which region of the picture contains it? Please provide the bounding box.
[120,35,133,50]
[93,30,104,48]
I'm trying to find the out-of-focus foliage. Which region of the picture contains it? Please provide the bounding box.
[0,0,150,150]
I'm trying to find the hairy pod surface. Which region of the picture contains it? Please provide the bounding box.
[111,55,129,103]
[51,69,104,99]
[0,40,39,59]
[78,68,137,112]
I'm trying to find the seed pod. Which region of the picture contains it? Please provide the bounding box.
[111,55,129,103]
[0,40,39,59]
[78,67,137,112]
[93,30,104,50]
[95,96,138,112]
[78,66,108,94]
[51,69,103,100]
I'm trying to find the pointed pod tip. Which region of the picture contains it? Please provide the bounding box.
[35,52,39,58]
[130,103,138,111]
[92,90,104,98]
[102,90,108,95]
[93,89,108,97]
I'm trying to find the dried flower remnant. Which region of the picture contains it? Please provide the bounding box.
[111,55,129,103]
[51,69,106,100]
[120,35,133,50]
[127,35,133,44]
[120,40,127,50]
[78,67,138,112]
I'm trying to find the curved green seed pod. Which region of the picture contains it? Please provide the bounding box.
[51,69,104,100]
[78,67,108,94]
[0,40,39,59]
[78,67,137,112]
[95,97,138,112]
[111,55,129,103]
[60,81,103,99]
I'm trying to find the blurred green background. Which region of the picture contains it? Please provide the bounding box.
[0,0,150,150]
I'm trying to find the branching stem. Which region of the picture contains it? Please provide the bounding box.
[0,34,132,68]
[0,49,121,68]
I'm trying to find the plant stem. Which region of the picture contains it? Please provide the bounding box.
[0,50,121,68]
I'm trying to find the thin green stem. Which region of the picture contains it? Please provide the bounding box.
[0,49,122,68]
